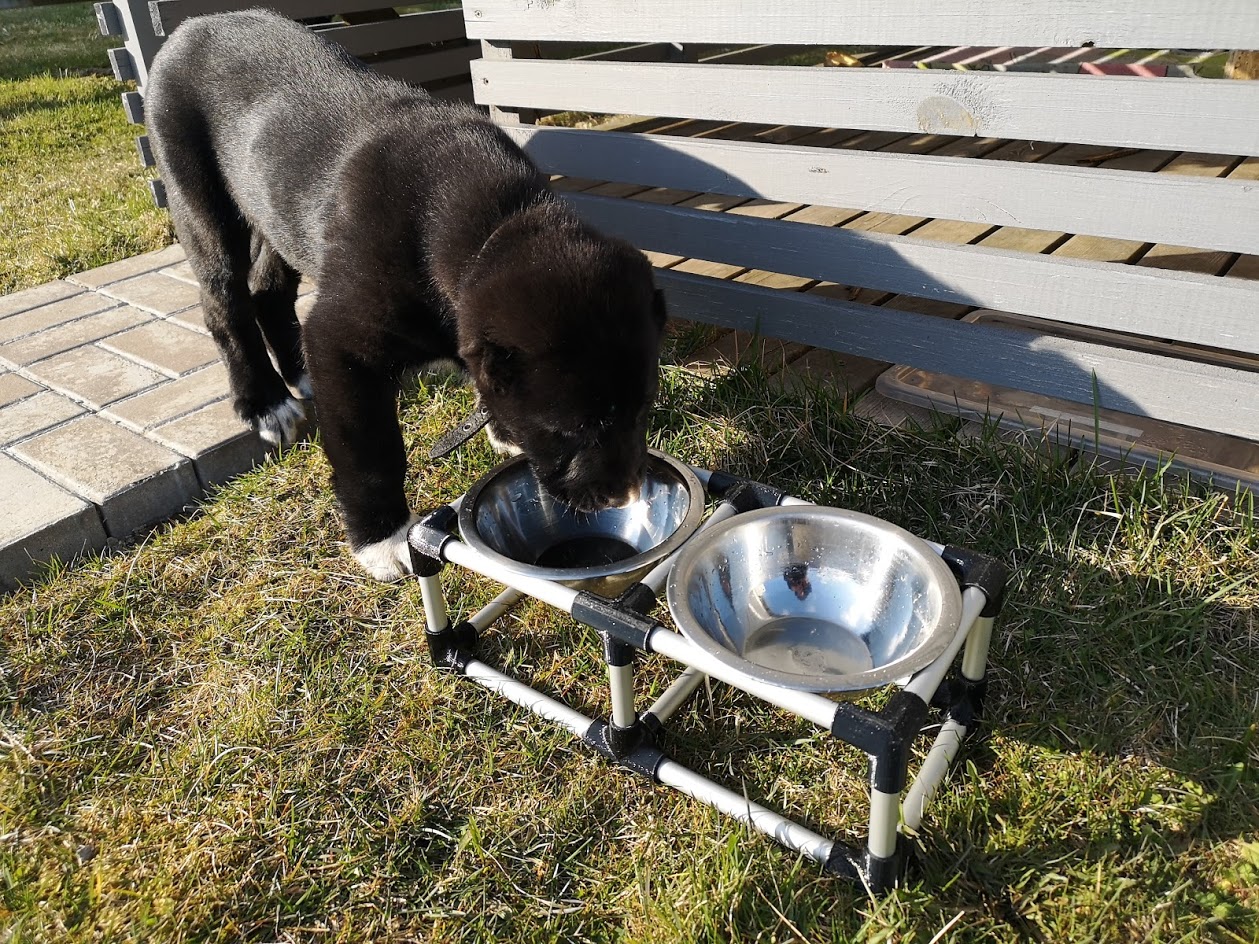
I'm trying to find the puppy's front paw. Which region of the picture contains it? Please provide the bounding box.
[254,397,307,446]
[351,515,420,581]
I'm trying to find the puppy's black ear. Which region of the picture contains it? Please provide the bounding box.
[465,337,521,397]
[652,288,668,330]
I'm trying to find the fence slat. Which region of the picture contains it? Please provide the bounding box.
[509,127,1259,254]
[474,59,1259,156]
[316,9,466,56]
[150,0,460,36]
[366,44,479,85]
[565,194,1259,355]
[656,270,1259,440]
[464,0,1259,50]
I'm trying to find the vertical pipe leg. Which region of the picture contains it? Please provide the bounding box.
[418,575,449,635]
[865,788,903,893]
[608,663,637,728]
[961,615,995,683]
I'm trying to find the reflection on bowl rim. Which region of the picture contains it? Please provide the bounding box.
[665,506,964,693]
[456,448,705,585]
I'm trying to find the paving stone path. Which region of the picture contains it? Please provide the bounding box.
[0,245,319,591]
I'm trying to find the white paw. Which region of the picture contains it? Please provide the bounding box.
[255,397,306,446]
[485,423,522,457]
[291,372,314,400]
[351,515,420,581]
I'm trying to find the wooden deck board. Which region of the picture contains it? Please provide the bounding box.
[542,113,1254,449]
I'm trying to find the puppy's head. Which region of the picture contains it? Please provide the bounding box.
[458,209,667,513]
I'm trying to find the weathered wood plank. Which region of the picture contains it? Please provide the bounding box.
[566,193,1259,355]
[503,125,1259,254]
[656,270,1259,439]
[150,0,459,36]
[463,0,1259,50]
[475,60,1259,156]
[366,44,479,85]
[316,9,465,56]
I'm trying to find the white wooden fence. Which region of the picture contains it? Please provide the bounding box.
[468,0,1259,441]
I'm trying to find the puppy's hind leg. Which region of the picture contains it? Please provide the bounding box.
[249,233,311,403]
[159,148,305,445]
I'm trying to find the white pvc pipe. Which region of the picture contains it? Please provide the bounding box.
[418,575,449,634]
[901,719,967,832]
[463,660,593,738]
[961,615,995,683]
[442,539,581,613]
[647,668,706,723]
[648,627,839,731]
[867,789,901,859]
[655,759,836,865]
[469,588,525,631]
[778,495,813,506]
[903,588,987,703]
[608,664,637,727]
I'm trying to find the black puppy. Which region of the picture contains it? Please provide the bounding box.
[145,10,666,579]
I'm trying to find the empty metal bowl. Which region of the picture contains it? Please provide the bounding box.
[666,506,963,693]
[458,449,704,594]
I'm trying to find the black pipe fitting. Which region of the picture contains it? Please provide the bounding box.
[940,545,1009,618]
[863,847,905,896]
[425,620,478,672]
[831,692,931,794]
[615,582,659,616]
[572,591,658,651]
[582,720,665,780]
[407,505,459,576]
[603,633,635,668]
[705,471,785,509]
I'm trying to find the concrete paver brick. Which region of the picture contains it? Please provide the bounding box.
[0,454,107,592]
[68,244,186,289]
[32,345,166,408]
[13,415,201,538]
[101,320,219,376]
[167,305,209,335]
[151,399,269,489]
[159,259,198,285]
[0,306,153,368]
[0,281,83,320]
[0,390,85,446]
[105,363,229,430]
[1,292,118,341]
[0,372,42,408]
[101,272,202,315]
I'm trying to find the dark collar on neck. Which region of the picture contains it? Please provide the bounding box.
[429,404,490,459]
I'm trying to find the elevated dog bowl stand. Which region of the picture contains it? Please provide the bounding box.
[406,469,1007,894]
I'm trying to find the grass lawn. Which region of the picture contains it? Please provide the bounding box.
[0,2,171,295]
[3,360,1257,942]
[2,6,1258,943]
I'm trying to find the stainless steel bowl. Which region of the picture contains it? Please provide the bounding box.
[666,507,963,693]
[458,449,705,594]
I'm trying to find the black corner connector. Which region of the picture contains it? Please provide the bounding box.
[582,720,665,780]
[572,591,658,651]
[425,620,478,672]
[940,546,1008,618]
[832,691,931,794]
[407,505,458,577]
[602,633,635,668]
[708,476,785,514]
[616,582,659,616]
[863,847,905,896]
